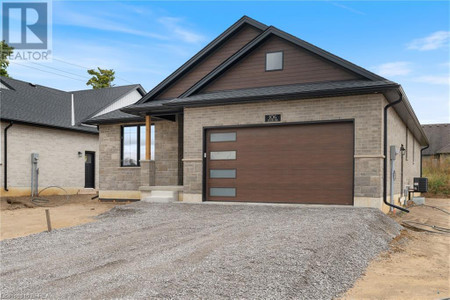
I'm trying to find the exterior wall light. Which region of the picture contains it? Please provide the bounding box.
[400,144,406,156]
[78,151,83,158]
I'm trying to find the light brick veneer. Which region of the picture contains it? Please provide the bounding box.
[0,122,99,195]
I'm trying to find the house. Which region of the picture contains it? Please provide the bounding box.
[422,123,450,167]
[85,16,428,212]
[0,76,145,196]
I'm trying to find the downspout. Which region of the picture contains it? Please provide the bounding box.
[420,146,430,177]
[3,121,13,191]
[383,93,409,213]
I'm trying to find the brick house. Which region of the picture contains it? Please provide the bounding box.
[0,77,145,196]
[86,16,428,212]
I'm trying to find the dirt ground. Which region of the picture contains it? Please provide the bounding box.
[0,194,121,240]
[342,198,450,300]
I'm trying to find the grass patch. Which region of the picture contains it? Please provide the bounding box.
[423,157,450,197]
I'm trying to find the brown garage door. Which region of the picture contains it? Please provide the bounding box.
[205,121,354,205]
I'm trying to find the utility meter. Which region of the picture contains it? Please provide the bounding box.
[31,153,39,163]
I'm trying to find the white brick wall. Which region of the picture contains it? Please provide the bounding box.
[0,122,99,194]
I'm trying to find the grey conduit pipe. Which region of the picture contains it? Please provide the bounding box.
[3,121,13,191]
[420,145,430,177]
[383,93,409,213]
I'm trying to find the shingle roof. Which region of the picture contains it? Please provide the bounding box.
[167,80,397,106]
[0,76,142,133]
[422,123,450,155]
[71,85,142,124]
[121,80,397,114]
[84,109,144,125]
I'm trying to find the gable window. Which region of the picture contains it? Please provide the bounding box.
[266,51,283,71]
[121,125,154,167]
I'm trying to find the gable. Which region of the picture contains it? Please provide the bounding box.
[155,24,263,100]
[201,35,363,93]
[93,89,143,118]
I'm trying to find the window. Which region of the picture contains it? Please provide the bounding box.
[210,169,236,179]
[210,132,236,142]
[266,51,283,71]
[121,125,154,167]
[210,151,236,160]
[210,187,236,197]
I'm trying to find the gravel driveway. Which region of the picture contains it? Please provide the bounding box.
[0,202,401,299]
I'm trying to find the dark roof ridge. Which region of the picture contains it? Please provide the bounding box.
[70,84,141,93]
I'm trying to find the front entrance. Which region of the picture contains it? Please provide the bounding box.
[204,121,354,205]
[85,151,95,188]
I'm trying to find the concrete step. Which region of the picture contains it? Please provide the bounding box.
[139,186,183,203]
[78,188,97,195]
[141,196,174,203]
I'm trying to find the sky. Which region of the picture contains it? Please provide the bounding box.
[5,0,450,124]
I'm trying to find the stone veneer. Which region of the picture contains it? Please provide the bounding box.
[98,119,180,200]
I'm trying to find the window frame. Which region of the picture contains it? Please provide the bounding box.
[120,124,146,167]
[265,51,284,72]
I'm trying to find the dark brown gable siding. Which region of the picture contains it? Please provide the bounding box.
[156,24,262,100]
[202,35,362,93]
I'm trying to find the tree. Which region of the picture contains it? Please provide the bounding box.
[86,67,115,89]
[0,41,14,77]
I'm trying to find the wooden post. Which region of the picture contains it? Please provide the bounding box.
[45,209,52,232]
[145,115,151,160]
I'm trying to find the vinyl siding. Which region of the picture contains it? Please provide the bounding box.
[202,35,362,93]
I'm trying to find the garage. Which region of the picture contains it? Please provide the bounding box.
[205,121,354,204]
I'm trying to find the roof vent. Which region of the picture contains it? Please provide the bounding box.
[29,83,36,87]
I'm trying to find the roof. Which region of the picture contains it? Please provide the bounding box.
[178,26,386,98]
[422,123,450,155]
[123,80,398,113]
[0,76,143,133]
[137,16,268,103]
[115,16,428,145]
[84,109,144,125]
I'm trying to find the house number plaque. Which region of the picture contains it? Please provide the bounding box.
[265,114,281,122]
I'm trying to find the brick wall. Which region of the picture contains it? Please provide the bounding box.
[98,124,141,191]
[98,120,180,197]
[154,119,180,186]
[386,100,422,207]
[183,94,386,202]
[0,122,99,195]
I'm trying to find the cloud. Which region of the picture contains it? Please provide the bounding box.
[414,75,450,85]
[375,61,412,77]
[329,2,365,15]
[408,31,450,51]
[54,10,169,40]
[158,17,205,44]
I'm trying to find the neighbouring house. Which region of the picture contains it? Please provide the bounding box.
[85,16,428,212]
[0,76,145,196]
[422,123,450,167]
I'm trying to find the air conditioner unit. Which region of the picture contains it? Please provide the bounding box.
[413,177,428,193]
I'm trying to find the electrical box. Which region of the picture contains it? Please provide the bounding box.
[413,177,428,193]
[390,145,398,160]
[31,153,39,163]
